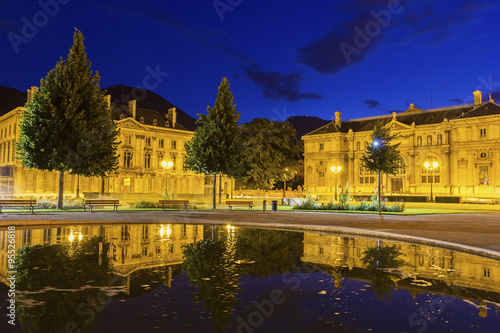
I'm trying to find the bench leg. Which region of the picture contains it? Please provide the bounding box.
[184,205,187,212]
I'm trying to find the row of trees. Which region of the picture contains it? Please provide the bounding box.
[16,29,400,212]
[15,30,302,209]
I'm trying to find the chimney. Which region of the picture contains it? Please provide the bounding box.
[27,86,39,101]
[392,111,397,120]
[334,111,341,127]
[473,90,482,106]
[128,100,137,120]
[168,107,177,128]
[489,93,494,103]
[104,95,111,109]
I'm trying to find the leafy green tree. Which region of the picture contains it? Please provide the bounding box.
[360,121,402,213]
[184,77,243,208]
[241,118,301,189]
[16,29,119,208]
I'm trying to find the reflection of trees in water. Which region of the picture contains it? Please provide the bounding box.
[236,229,303,277]
[182,235,239,333]
[361,243,405,303]
[14,236,116,333]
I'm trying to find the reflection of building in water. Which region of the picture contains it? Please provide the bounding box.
[302,232,500,316]
[0,224,204,287]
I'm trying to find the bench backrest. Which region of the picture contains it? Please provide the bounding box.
[85,200,119,204]
[226,201,253,204]
[0,200,36,204]
[159,200,189,204]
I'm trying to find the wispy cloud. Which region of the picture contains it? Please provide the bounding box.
[364,99,380,108]
[246,65,322,102]
[296,0,497,74]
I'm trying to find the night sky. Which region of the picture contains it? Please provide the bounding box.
[2,0,500,123]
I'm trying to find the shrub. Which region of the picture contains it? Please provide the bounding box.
[338,183,351,210]
[63,198,85,209]
[132,200,158,208]
[37,200,56,209]
[350,200,369,211]
[319,201,341,210]
[293,191,319,210]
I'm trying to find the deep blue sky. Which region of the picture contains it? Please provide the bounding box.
[2,0,500,123]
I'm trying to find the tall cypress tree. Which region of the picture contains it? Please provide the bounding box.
[184,77,242,209]
[16,29,119,208]
[360,121,402,213]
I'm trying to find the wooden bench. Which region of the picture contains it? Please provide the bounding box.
[226,200,254,211]
[84,199,119,212]
[159,200,195,211]
[0,199,37,214]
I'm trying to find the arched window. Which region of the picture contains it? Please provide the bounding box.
[356,141,361,151]
[396,159,406,174]
[359,166,375,184]
[417,136,422,146]
[421,157,440,184]
[437,134,442,145]
[427,135,432,146]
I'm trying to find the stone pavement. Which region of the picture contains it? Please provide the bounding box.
[1,209,500,259]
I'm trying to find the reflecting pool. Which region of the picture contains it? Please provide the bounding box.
[1,223,500,332]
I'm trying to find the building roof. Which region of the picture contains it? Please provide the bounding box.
[111,104,189,131]
[304,100,500,137]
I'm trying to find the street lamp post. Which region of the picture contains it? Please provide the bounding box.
[424,161,438,202]
[161,160,173,196]
[331,166,342,201]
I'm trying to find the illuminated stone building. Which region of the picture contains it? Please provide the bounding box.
[0,88,232,198]
[303,91,500,199]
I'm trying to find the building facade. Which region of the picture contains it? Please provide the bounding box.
[303,91,500,199]
[0,88,231,199]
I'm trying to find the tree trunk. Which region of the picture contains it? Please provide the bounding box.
[212,174,216,209]
[219,173,222,204]
[377,171,381,214]
[76,175,80,198]
[57,171,64,209]
[101,177,105,198]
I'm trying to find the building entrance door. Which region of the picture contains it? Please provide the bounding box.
[391,178,403,193]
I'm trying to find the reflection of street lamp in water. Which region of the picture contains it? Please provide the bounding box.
[424,161,438,202]
[161,161,173,195]
[331,166,342,201]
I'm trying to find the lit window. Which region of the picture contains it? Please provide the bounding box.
[479,166,489,185]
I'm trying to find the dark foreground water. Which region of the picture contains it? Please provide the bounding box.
[0,223,499,333]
